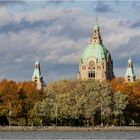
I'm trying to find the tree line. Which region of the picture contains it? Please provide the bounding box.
[0,78,140,126]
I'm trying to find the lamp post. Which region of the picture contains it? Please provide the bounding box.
[100,102,103,126]
[9,102,12,129]
[99,95,104,127]
[55,104,58,126]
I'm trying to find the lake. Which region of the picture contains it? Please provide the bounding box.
[0,130,140,139]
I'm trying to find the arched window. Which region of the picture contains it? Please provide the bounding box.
[34,77,37,82]
[89,61,95,70]
[88,71,95,78]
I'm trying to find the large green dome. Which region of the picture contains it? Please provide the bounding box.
[81,44,109,63]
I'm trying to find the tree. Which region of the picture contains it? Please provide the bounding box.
[17,81,44,126]
[84,81,112,126]
[0,79,19,125]
[41,80,113,126]
[112,91,128,126]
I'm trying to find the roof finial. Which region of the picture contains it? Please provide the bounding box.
[96,17,98,25]
[128,57,132,64]
[37,55,39,62]
[93,17,99,31]
[35,54,39,64]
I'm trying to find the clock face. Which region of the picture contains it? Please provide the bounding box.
[82,66,86,70]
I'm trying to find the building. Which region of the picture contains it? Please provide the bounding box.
[77,18,114,81]
[124,58,136,82]
[32,56,45,90]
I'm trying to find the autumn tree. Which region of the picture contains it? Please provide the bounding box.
[0,79,19,125]
[17,81,44,126]
[36,80,114,126]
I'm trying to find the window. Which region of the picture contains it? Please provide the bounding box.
[82,66,86,70]
[128,64,131,67]
[88,71,95,78]
[89,61,95,70]
[96,59,98,63]
[88,61,95,78]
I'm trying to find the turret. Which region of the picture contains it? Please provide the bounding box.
[125,58,136,82]
[32,56,45,90]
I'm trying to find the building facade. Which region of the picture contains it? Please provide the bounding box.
[124,58,136,82]
[77,19,114,81]
[32,56,45,90]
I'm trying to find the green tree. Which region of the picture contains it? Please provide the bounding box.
[84,80,112,126]
[42,80,113,126]
[112,91,128,126]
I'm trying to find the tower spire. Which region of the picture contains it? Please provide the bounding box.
[32,56,45,90]
[90,17,102,45]
[125,57,136,82]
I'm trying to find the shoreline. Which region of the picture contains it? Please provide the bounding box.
[0,126,140,131]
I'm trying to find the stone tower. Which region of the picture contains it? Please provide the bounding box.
[32,56,45,90]
[77,18,114,81]
[124,58,136,82]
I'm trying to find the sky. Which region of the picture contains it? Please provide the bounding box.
[0,0,140,83]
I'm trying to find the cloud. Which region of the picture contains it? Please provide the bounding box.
[131,19,140,28]
[0,18,57,33]
[0,6,88,82]
[94,1,114,13]
[130,1,140,10]
[0,0,26,6]
[46,0,75,5]
[46,0,64,5]
[0,7,16,27]
[0,4,140,82]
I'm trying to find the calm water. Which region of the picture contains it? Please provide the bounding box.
[0,131,140,139]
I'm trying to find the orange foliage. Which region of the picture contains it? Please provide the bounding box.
[0,79,44,121]
[110,78,140,108]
